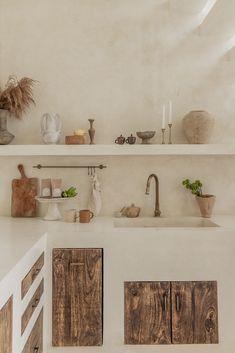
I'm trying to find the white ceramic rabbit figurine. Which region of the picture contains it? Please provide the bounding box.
[41,113,62,144]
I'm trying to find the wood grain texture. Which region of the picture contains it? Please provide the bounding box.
[11,164,38,217]
[171,281,218,344]
[21,252,44,299]
[124,281,171,345]
[193,281,218,344]
[171,281,194,344]
[22,309,43,353]
[52,248,103,346]
[0,296,12,353]
[21,279,44,335]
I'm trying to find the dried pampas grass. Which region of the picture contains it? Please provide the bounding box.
[0,75,36,119]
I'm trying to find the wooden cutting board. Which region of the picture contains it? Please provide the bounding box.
[11,164,38,217]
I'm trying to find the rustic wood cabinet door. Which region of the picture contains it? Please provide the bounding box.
[0,296,12,353]
[124,281,171,344]
[193,281,218,344]
[52,248,103,347]
[171,281,218,344]
[171,281,194,344]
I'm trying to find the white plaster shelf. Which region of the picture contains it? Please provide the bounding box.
[0,144,234,156]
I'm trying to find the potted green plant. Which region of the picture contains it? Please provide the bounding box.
[182,179,216,218]
[0,75,36,144]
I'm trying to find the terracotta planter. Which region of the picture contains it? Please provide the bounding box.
[196,195,216,218]
[0,109,14,145]
[182,110,214,144]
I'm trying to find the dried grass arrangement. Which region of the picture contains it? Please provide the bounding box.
[0,75,36,119]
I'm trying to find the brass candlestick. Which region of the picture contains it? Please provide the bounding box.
[88,118,95,145]
[161,128,166,144]
[168,123,173,144]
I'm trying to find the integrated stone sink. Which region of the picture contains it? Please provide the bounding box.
[114,217,219,228]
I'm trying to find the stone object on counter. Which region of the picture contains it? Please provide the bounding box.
[182,110,215,144]
[120,204,141,218]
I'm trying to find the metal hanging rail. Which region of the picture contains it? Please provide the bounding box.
[33,164,107,175]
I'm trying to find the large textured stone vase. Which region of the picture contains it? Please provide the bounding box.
[182,110,215,144]
[0,109,15,145]
[196,195,216,218]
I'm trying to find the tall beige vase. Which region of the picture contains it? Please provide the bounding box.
[196,195,216,218]
[182,110,215,144]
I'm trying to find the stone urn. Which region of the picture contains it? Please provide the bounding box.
[182,110,215,144]
[0,109,14,145]
[41,113,62,144]
[196,195,216,218]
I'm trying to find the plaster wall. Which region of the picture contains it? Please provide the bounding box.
[0,0,235,217]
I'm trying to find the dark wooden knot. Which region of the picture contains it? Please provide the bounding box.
[205,318,216,332]
[129,286,138,296]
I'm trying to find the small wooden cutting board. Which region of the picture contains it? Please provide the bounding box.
[11,164,38,217]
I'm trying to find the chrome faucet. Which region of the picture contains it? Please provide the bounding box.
[145,174,161,217]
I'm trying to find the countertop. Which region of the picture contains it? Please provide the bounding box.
[0,215,235,283]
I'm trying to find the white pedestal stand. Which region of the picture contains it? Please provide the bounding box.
[35,197,68,220]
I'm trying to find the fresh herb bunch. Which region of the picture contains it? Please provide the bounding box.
[182,179,203,197]
[61,187,78,198]
[0,75,36,119]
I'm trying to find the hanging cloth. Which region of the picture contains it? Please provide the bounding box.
[88,173,102,216]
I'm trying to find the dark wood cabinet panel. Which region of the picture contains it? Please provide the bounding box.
[193,281,218,344]
[52,248,103,347]
[22,279,44,335]
[125,281,218,345]
[22,309,43,353]
[171,281,194,344]
[124,281,171,345]
[0,296,13,353]
[171,281,218,344]
[22,252,44,299]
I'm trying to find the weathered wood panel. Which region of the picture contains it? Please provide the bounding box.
[52,248,103,346]
[22,252,44,299]
[171,281,194,344]
[22,309,43,353]
[124,281,171,345]
[171,281,218,344]
[0,296,12,353]
[193,281,218,344]
[21,279,44,335]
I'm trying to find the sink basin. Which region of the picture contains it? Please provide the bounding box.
[114,217,219,228]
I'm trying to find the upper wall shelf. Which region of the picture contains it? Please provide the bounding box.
[0,144,234,156]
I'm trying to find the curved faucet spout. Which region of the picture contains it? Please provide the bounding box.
[145,174,161,217]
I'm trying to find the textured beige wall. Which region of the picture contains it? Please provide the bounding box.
[0,0,235,216]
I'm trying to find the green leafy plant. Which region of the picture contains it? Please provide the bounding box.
[182,179,203,197]
[61,186,78,198]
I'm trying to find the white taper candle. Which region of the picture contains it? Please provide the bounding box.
[162,104,166,129]
[169,100,172,124]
